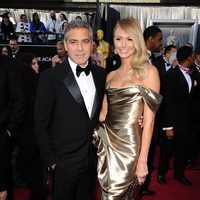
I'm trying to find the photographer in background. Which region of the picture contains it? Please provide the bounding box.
[15,14,32,43]
[45,10,60,44]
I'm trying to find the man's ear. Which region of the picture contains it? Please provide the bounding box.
[149,36,154,43]
[64,40,68,51]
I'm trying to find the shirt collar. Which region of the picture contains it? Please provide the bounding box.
[178,64,189,73]
[147,50,152,58]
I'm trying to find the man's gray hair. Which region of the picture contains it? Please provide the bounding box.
[64,20,93,40]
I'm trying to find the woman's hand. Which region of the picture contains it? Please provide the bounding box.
[52,55,61,67]
[166,129,174,140]
[138,115,143,128]
[135,159,148,185]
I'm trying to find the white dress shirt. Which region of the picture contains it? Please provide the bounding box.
[147,50,152,65]
[68,58,96,118]
[178,65,192,93]
[163,56,171,71]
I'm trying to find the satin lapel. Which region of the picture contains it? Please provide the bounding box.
[190,73,195,93]
[90,65,100,119]
[62,61,89,117]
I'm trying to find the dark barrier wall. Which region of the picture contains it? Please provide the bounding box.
[0,44,57,72]
[20,45,57,72]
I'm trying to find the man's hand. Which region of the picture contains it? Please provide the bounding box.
[51,164,56,170]
[0,191,7,200]
[166,129,174,139]
[6,130,12,138]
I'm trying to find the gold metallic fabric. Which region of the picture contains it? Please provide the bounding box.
[94,85,162,200]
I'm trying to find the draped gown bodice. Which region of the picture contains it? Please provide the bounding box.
[94,84,162,200]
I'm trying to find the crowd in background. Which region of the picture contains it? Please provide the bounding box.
[0,10,83,44]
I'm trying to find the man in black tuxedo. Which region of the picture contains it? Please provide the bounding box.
[154,45,177,185]
[154,46,177,177]
[35,20,106,200]
[153,45,177,93]
[158,46,195,186]
[9,37,22,60]
[140,25,163,196]
[188,47,200,163]
[0,55,25,200]
[143,25,163,66]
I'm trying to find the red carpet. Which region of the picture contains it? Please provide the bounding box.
[142,169,200,200]
[14,168,200,200]
[14,144,200,200]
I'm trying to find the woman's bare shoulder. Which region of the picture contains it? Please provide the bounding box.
[143,65,160,92]
[144,65,159,82]
[106,70,117,82]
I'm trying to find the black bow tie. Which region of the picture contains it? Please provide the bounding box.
[165,62,171,67]
[76,65,91,77]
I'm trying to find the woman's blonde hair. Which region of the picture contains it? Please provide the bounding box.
[56,40,64,46]
[114,17,148,79]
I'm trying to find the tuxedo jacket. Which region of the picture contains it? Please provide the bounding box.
[153,56,170,94]
[0,55,25,192]
[191,65,200,107]
[190,65,200,126]
[162,67,194,135]
[0,55,25,135]
[35,60,106,173]
[151,56,170,121]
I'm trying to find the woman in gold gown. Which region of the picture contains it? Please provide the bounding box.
[94,17,162,200]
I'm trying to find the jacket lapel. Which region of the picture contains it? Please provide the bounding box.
[177,67,191,93]
[62,60,89,117]
[90,65,100,119]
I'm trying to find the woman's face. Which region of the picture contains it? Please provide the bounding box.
[2,47,9,55]
[34,14,39,21]
[3,17,9,23]
[60,14,65,21]
[114,27,136,60]
[57,44,66,57]
[91,41,97,53]
[32,58,39,74]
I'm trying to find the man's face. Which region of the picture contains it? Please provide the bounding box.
[50,11,56,19]
[64,28,92,67]
[21,15,27,23]
[9,40,19,52]
[91,41,97,53]
[195,54,200,65]
[166,47,177,60]
[151,32,163,52]
[188,54,195,67]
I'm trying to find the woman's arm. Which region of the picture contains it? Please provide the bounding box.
[136,66,160,185]
[99,94,107,122]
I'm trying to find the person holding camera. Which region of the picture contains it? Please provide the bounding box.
[45,10,60,44]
